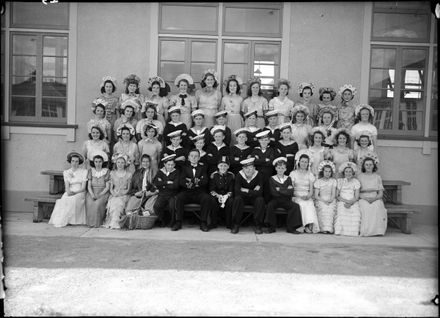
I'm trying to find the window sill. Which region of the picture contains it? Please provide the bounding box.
[378,134,438,142]
[1,122,78,142]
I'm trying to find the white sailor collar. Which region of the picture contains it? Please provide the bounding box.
[239,170,258,183]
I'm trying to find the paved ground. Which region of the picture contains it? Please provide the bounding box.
[2,212,439,316]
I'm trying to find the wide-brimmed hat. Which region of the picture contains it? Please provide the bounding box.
[243,110,258,118]
[355,104,375,117]
[255,130,270,139]
[318,87,337,99]
[338,161,357,175]
[240,157,255,167]
[116,123,135,137]
[210,125,225,136]
[278,123,292,132]
[190,134,205,142]
[338,84,357,96]
[174,73,194,86]
[147,76,166,89]
[168,106,181,115]
[214,110,228,118]
[100,75,117,90]
[291,104,310,117]
[298,82,315,94]
[191,109,205,118]
[234,128,249,137]
[318,160,336,174]
[167,130,182,138]
[273,157,288,166]
[67,151,84,164]
[90,150,109,163]
[111,153,131,165]
[310,126,327,137]
[265,110,278,118]
[120,99,140,113]
[161,154,176,163]
[295,149,312,169]
[359,152,380,166]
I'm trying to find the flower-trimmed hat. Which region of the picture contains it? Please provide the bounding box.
[355,104,375,117]
[111,153,131,165]
[338,84,357,96]
[359,152,380,166]
[338,161,357,175]
[240,157,255,167]
[91,98,108,113]
[120,99,140,113]
[90,150,109,163]
[190,134,205,142]
[273,156,288,166]
[147,76,166,89]
[123,74,141,87]
[174,73,194,86]
[67,151,84,164]
[295,149,312,169]
[265,110,278,118]
[223,74,243,87]
[291,104,310,117]
[318,160,336,174]
[201,68,219,83]
[333,128,352,144]
[161,153,177,163]
[276,78,291,89]
[243,110,258,119]
[310,126,327,137]
[100,76,117,90]
[210,125,225,136]
[168,105,182,115]
[191,109,205,118]
[298,82,315,94]
[318,106,337,120]
[234,128,249,137]
[318,87,337,100]
[247,76,261,87]
[116,123,135,137]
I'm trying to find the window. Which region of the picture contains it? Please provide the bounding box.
[430,50,437,134]
[6,2,69,125]
[369,1,437,138]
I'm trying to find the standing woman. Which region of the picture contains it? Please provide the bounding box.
[327,128,355,178]
[113,99,139,143]
[314,160,337,234]
[136,104,164,141]
[221,75,244,143]
[337,84,356,130]
[49,152,88,227]
[241,77,268,129]
[103,153,132,229]
[113,124,139,174]
[169,74,197,129]
[357,155,387,236]
[119,74,144,121]
[196,69,222,128]
[297,82,317,126]
[316,87,338,126]
[138,124,162,173]
[290,104,313,150]
[85,151,110,228]
[269,79,294,125]
[96,76,119,129]
[351,104,377,150]
[144,76,169,127]
[82,126,110,168]
[88,99,112,145]
[318,107,338,148]
[308,127,329,177]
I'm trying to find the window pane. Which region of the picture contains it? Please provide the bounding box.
[223,64,247,84]
[399,109,423,131]
[11,76,36,96]
[401,69,424,93]
[224,7,281,35]
[42,98,66,118]
[12,2,69,29]
[254,44,280,64]
[374,1,430,11]
[160,41,185,61]
[43,78,67,97]
[43,36,68,57]
[161,5,217,33]
[191,42,216,62]
[370,69,395,90]
[43,57,68,77]
[372,12,430,42]
[11,96,36,116]
[12,56,36,76]
[12,35,37,55]
[224,43,249,63]
[254,63,275,77]
[190,63,216,83]
[402,49,426,68]
[371,48,396,68]
[160,62,185,82]
[431,51,438,131]
[369,94,393,130]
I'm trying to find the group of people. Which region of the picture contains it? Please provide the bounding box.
[48,70,387,237]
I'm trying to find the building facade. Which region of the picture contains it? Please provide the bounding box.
[1,2,438,224]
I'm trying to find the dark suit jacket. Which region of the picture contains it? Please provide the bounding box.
[179,162,208,192]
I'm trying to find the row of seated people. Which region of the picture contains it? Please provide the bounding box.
[49,146,387,237]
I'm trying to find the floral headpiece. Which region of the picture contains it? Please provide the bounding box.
[223,74,243,87]
[120,99,140,113]
[202,69,219,83]
[295,149,312,169]
[91,98,109,112]
[298,82,315,94]
[123,74,141,86]
[318,87,337,100]
[318,160,336,174]
[355,104,375,117]
[318,106,337,120]
[333,128,352,144]
[292,104,310,117]
[111,153,131,165]
[100,76,116,89]
[147,76,166,89]
[247,76,261,87]
[338,161,357,175]
[90,150,109,163]
[310,126,327,138]
[359,152,380,166]
[116,123,135,137]
[174,73,194,86]
[338,84,357,96]
[354,129,373,141]
[276,78,291,89]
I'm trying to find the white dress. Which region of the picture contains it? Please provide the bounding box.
[314,178,337,233]
[334,178,361,236]
[289,170,320,233]
[48,168,88,227]
[269,96,294,125]
[291,123,312,149]
[308,146,327,177]
[103,170,132,229]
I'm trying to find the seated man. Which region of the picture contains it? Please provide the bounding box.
[173,149,212,232]
[231,157,265,234]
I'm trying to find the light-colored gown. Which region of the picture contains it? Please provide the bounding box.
[169,93,197,129]
[82,139,110,167]
[269,96,294,125]
[85,168,110,227]
[314,178,337,233]
[119,93,145,120]
[291,123,312,149]
[289,170,320,233]
[97,94,119,129]
[337,104,356,130]
[196,89,222,128]
[357,173,387,236]
[221,94,243,144]
[334,177,361,236]
[113,141,139,174]
[308,146,327,177]
[138,138,162,172]
[242,96,268,129]
[143,93,168,127]
[329,147,354,178]
[49,168,88,227]
[103,170,132,229]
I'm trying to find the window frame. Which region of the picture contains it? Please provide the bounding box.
[10,1,70,30]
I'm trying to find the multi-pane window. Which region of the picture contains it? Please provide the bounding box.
[368,1,437,138]
[6,2,69,124]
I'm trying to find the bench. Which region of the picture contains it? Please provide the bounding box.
[382,180,411,205]
[385,203,419,234]
[41,170,64,195]
[25,194,62,223]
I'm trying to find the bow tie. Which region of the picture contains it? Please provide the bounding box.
[179,94,187,99]
[191,165,198,168]
[179,94,187,106]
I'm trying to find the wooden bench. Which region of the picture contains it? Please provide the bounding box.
[382,180,411,205]
[385,203,419,234]
[41,170,64,195]
[25,194,62,223]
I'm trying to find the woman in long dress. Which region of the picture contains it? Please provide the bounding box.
[49,152,87,227]
[144,76,169,127]
[221,75,244,144]
[289,150,320,233]
[95,76,119,132]
[269,79,294,125]
[138,124,162,173]
[113,99,139,143]
[297,82,317,127]
[85,151,110,227]
[327,128,355,178]
[318,107,338,148]
[358,156,387,236]
[241,77,268,129]
[314,160,337,233]
[334,162,361,236]
[82,126,110,168]
[169,74,197,129]
[113,123,139,174]
[136,104,164,142]
[336,84,356,130]
[290,105,312,150]
[119,74,144,121]
[308,127,329,177]
[87,100,112,145]
[315,87,338,126]
[196,69,222,128]
[103,154,132,229]
[351,104,378,150]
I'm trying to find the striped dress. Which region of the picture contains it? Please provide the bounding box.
[334,177,361,236]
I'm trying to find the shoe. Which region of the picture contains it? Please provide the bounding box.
[171,221,182,231]
[287,229,302,234]
[231,225,239,234]
[254,225,263,235]
[200,222,209,232]
[264,227,276,234]
[209,224,218,230]
[304,226,312,234]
